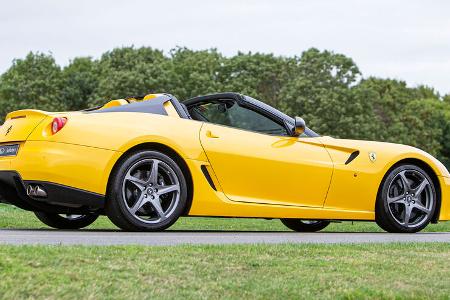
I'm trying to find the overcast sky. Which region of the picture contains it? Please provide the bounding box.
[1,0,449,95]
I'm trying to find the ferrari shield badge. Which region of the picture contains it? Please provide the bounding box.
[369,152,377,162]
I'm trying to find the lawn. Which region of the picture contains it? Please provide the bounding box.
[1,204,450,299]
[1,203,450,232]
[0,243,449,299]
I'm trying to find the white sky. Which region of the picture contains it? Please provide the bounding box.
[1,0,449,95]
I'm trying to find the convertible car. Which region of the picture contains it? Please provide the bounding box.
[0,92,449,233]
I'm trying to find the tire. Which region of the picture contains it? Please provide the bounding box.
[280,219,330,232]
[106,150,188,231]
[376,164,437,233]
[34,212,98,229]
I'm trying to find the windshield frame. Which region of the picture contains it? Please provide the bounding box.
[243,96,320,137]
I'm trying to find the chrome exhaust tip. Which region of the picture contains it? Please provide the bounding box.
[26,184,47,198]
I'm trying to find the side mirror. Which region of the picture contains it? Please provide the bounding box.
[293,117,306,136]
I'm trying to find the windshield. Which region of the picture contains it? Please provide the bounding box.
[244,96,320,137]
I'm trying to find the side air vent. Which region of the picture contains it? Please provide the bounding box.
[201,165,217,191]
[345,151,360,165]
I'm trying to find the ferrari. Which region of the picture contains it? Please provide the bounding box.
[0,92,449,233]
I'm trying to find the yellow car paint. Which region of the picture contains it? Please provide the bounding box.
[186,159,375,220]
[200,123,333,208]
[0,110,47,142]
[320,136,450,220]
[12,141,119,195]
[440,176,450,220]
[101,99,129,109]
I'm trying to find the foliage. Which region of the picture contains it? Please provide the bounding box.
[0,52,64,117]
[444,94,450,104]
[220,52,298,108]
[0,47,448,168]
[89,47,171,105]
[279,48,378,139]
[61,57,98,110]
[168,47,223,100]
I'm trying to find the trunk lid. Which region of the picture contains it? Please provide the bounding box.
[0,110,49,143]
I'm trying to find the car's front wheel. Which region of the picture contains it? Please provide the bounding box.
[106,150,188,231]
[34,212,98,229]
[280,219,331,232]
[376,164,437,233]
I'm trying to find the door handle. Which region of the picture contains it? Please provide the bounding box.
[206,130,219,138]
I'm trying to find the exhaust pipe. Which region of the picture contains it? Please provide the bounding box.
[26,184,48,198]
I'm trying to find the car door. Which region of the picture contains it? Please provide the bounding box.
[197,100,333,208]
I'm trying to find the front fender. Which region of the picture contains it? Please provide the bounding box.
[320,137,449,218]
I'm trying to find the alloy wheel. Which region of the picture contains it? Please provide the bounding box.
[386,169,434,228]
[121,158,180,224]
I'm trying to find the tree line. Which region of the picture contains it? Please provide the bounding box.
[0,47,449,168]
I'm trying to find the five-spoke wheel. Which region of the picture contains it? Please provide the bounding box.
[122,158,181,224]
[106,150,187,231]
[376,164,436,233]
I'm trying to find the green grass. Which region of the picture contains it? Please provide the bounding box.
[1,204,450,299]
[0,243,449,299]
[1,203,449,232]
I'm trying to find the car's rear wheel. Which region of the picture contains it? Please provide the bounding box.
[376,164,436,233]
[280,219,331,232]
[106,150,187,231]
[34,212,98,229]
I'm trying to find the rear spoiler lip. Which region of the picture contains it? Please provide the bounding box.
[5,109,73,120]
[5,109,50,121]
[11,115,26,120]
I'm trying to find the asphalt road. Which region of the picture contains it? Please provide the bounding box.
[0,230,449,245]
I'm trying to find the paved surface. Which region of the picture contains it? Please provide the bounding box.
[0,230,449,245]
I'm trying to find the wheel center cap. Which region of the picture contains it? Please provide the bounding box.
[147,188,154,194]
[406,195,413,203]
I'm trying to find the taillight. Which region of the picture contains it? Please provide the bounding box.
[51,117,67,134]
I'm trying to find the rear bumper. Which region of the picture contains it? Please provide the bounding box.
[0,140,114,213]
[0,170,104,213]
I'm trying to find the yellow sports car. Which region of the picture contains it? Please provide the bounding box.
[0,93,449,233]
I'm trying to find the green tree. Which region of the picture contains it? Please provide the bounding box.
[89,47,171,105]
[358,78,440,142]
[413,85,440,100]
[279,48,377,139]
[443,94,450,104]
[0,52,64,119]
[219,52,298,109]
[438,102,450,168]
[167,47,224,100]
[61,57,98,110]
[399,99,444,156]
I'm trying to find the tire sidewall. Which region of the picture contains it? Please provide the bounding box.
[34,212,98,229]
[108,150,187,231]
[280,219,331,232]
